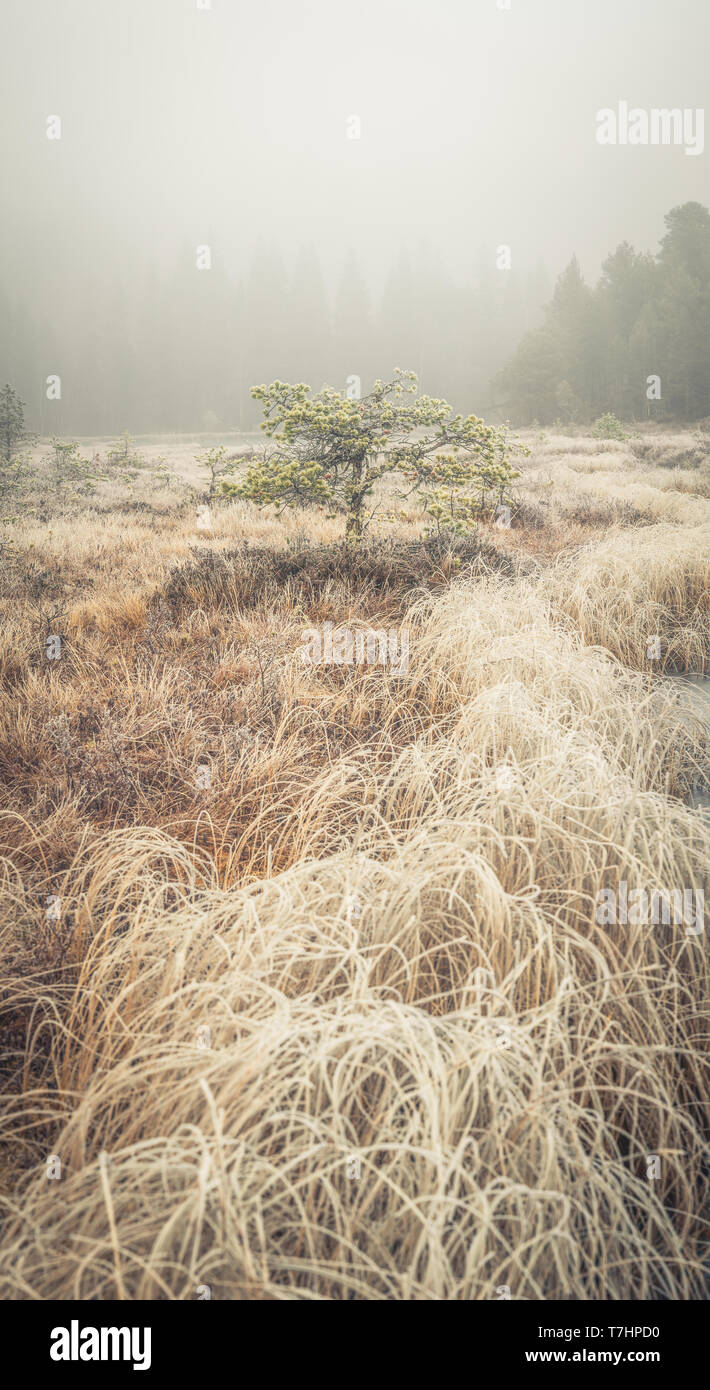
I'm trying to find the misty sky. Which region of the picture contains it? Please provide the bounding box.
[1,0,709,305]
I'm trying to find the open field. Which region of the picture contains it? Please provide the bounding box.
[0,427,709,1300]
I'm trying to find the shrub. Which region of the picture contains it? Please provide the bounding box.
[107,432,143,470]
[161,533,521,614]
[592,413,628,442]
[631,438,709,470]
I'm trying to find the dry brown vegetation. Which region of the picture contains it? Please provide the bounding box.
[0,428,709,1299]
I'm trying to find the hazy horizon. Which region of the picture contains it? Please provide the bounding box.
[1,0,709,432]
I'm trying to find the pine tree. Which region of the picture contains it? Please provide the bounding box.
[0,383,33,460]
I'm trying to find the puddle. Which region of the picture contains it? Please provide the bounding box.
[667,674,710,810]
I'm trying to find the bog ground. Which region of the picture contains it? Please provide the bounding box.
[0,426,709,1299]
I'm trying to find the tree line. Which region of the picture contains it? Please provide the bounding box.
[0,245,548,438]
[495,202,710,425]
[3,202,708,437]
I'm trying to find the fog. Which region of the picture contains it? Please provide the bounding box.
[1,0,709,432]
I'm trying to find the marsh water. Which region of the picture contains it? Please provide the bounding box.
[669,674,710,810]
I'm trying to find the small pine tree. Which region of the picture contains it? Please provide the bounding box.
[107,432,143,470]
[223,370,526,540]
[0,384,34,461]
[195,446,238,501]
[44,439,105,497]
[592,412,628,441]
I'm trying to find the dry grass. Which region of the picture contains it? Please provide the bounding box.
[0,429,709,1300]
[513,429,710,536]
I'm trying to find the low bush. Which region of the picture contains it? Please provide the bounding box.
[161,532,522,614]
